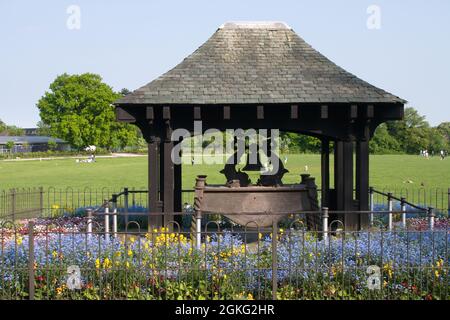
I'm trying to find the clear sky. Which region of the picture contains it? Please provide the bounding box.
[1,0,449,127]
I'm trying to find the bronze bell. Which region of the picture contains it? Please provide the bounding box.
[242,144,263,171]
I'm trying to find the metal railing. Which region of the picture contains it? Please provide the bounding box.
[1,186,449,221]
[1,210,448,300]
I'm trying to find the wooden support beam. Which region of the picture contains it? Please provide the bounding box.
[148,138,162,228]
[257,105,264,119]
[356,140,370,228]
[350,105,358,119]
[162,120,175,229]
[367,105,374,118]
[163,106,171,120]
[146,106,154,120]
[321,105,328,119]
[194,106,201,120]
[223,106,231,120]
[290,105,298,119]
[321,139,330,207]
[334,141,344,210]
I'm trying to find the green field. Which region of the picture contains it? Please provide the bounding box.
[0,154,448,191]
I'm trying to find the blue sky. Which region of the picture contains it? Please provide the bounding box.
[1,0,449,127]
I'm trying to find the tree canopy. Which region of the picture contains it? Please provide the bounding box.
[37,73,138,150]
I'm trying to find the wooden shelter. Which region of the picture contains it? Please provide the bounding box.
[114,21,405,230]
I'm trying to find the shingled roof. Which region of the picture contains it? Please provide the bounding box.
[115,21,405,105]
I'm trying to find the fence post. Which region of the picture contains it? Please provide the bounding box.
[104,201,110,238]
[428,207,435,231]
[86,209,93,234]
[195,210,202,251]
[28,221,35,300]
[124,188,129,227]
[387,193,393,231]
[322,207,329,242]
[369,187,374,226]
[39,187,44,216]
[272,218,278,300]
[112,194,118,238]
[400,197,406,229]
[11,189,16,221]
[447,188,450,214]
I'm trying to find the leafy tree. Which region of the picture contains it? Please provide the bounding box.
[386,107,430,154]
[37,73,138,150]
[47,139,58,151]
[370,123,401,154]
[0,119,6,134]
[5,141,15,151]
[36,121,52,136]
[0,121,24,136]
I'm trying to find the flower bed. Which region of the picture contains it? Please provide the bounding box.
[1,219,449,300]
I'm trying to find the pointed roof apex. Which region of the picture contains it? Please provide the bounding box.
[115,21,405,106]
[219,21,291,30]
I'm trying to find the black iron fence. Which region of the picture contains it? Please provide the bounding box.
[0,210,448,300]
[1,186,449,221]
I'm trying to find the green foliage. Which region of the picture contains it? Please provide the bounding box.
[37,73,138,150]
[0,119,24,136]
[5,141,15,150]
[369,124,401,154]
[47,139,58,151]
[280,132,321,153]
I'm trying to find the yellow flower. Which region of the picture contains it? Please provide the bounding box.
[125,261,130,269]
[279,228,284,234]
[258,233,263,240]
[129,236,135,243]
[435,270,440,278]
[103,257,112,269]
[52,250,58,259]
[127,249,133,257]
[16,236,23,246]
[95,258,101,269]
[247,293,254,300]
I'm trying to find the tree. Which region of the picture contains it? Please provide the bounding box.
[0,120,24,136]
[47,139,58,151]
[37,73,138,150]
[0,119,6,134]
[386,107,430,154]
[5,141,15,152]
[36,121,52,136]
[370,123,401,154]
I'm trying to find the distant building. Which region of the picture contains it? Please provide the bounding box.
[0,136,70,153]
[24,128,39,136]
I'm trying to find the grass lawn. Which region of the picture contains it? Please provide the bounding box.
[0,154,448,192]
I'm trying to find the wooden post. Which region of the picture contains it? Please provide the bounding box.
[174,141,183,219]
[334,141,344,211]
[334,140,356,230]
[162,116,175,230]
[148,138,161,229]
[321,139,330,208]
[356,140,369,229]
